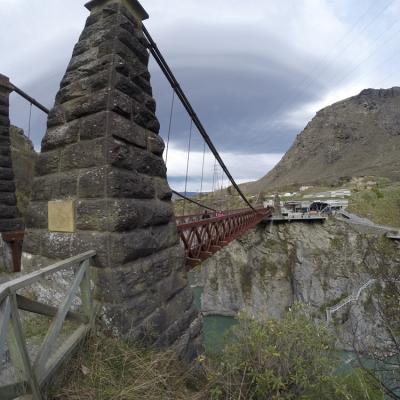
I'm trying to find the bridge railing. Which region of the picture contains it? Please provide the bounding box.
[175,206,267,225]
[177,208,272,269]
[0,250,96,400]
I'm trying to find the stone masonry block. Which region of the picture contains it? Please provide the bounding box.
[31,172,78,201]
[22,229,42,255]
[39,231,109,268]
[56,71,110,105]
[25,202,48,229]
[0,168,14,181]
[0,205,19,219]
[76,198,138,231]
[107,168,156,199]
[47,106,66,128]
[35,149,60,176]
[78,166,107,198]
[0,155,12,168]
[60,138,106,171]
[0,192,17,206]
[64,90,109,121]
[109,221,179,265]
[80,111,108,140]
[0,115,10,126]
[0,180,15,193]
[42,121,80,151]
[109,139,166,177]
[66,47,99,74]
[153,177,172,201]
[60,55,113,89]
[110,113,146,147]
[0,218,24,232]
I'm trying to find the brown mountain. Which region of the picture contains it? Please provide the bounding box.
[246,87,400,192]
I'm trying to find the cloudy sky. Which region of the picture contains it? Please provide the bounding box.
[1,0,400,192]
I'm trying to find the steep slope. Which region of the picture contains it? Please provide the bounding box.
[247,87,400,191]
[191,219,399,349]
[10,126,38,215]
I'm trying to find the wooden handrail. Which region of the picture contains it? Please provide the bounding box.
[0,251,96,400]
[0,251,96,303]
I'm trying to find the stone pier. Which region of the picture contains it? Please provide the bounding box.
[23,0,201,358]
[0,74,24,272]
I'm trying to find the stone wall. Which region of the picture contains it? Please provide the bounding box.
[0,74,24,272]
[23,0,201,359]
[0,75,24,234]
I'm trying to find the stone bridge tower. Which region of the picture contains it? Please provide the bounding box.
[23,0,201,357]
[0,74,24,273]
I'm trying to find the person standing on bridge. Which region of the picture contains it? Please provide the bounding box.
[202,210,211,219]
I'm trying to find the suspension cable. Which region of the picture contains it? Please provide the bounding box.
[28,102,32,139]
[182,119,193,216]
[8,80,217,214]
[142,25,257,212]
[172,190,216,212]
[199,141,206,195]
[165,90,175,164]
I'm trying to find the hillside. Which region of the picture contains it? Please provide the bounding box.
[10,126,38,215]
[245,87,400,192]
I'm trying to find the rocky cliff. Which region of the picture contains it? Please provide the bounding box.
[192,219,399,348]
[10,126,37,215]
[246,87,400,191]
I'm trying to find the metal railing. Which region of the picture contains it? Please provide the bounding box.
[177,208,272,270]
[175,207,268,225]
[326,279,377,323]
[0,250,96,400]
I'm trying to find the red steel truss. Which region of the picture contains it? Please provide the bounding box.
[176,207,273,270]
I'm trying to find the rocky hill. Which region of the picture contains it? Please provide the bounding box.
[246,87,400,192]
[10,126,37,215]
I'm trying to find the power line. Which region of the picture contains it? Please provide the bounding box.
[262,0,397,131]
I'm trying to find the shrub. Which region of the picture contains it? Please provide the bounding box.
[203,305,384,399]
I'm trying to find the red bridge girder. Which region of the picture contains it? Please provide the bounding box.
[176,207,273,270]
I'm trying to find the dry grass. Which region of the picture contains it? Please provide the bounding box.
[49,332,205,400]
[348,183,400,228]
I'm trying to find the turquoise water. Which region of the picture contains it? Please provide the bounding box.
[203,315,237,354]
[188,274,237,354]
[189,283,398,396]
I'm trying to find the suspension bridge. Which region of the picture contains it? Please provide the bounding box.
[0,0,273,397]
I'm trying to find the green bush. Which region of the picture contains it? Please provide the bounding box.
[203,306,384,399]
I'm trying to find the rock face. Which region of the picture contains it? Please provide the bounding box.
[247,87,400,191]
[192,219,399,348]
[23,0,200,358]
[10,126,37,216]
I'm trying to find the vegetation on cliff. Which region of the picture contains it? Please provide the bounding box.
[51,307,384,399]
[348,182,400,228]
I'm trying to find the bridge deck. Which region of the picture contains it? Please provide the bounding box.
[263,215,327,223]
[176,207,272,270]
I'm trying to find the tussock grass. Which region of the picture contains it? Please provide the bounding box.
[348,183,400,228]
[50,332,204,400]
